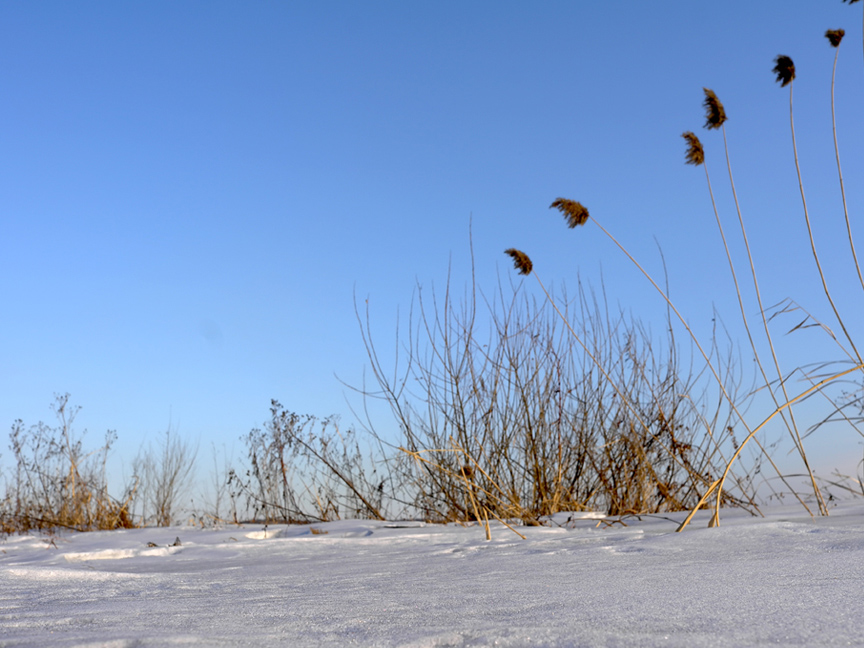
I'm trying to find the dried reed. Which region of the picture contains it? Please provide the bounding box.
[682,132,704,166]
[550,198,589,228]
[702,88,727,130]
[504,248,533,275]
[773,55,796,87]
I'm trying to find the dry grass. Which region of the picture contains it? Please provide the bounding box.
[228,401,387,524]
[355,258,757,529]
[5,6,863,539]
[1,394,136,534]
[501,17,864,531]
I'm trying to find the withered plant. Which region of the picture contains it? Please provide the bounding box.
[356,258,756,524]
[228,401,387,523]
[131,427,198,527]
[2,394,135,533]
[513,14,864,531]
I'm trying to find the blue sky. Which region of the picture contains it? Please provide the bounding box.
[2,1,862,486]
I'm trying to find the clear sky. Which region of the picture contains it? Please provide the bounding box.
[2,1,862,487]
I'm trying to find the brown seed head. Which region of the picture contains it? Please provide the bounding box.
[773,55,796,87]
[702,88,727,130]
[550,198,590,228]
[504,248,533,275]
[682,132,704,166]
[825,29,845,47]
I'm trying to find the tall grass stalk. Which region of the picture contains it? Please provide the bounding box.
[526,24,864,529]
[541,193,858,528]
[699,88,825,514]
[780,59,862,365]
[686,42,864,523]
[709,363,864,525]
[827,32,864,294]
[691,140,808,510]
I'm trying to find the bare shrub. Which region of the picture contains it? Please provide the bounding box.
[357,271,755,524]
[229,402,388,523]
[132,427,197,527]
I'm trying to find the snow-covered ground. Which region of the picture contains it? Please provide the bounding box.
[2,503,863,647]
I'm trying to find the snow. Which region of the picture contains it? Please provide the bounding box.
[2,504,863,647]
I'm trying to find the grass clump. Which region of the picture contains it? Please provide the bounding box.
[356,263,756,525]
[2,394,135,534]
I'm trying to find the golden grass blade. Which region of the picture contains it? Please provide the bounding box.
[675,480,719,532]
[690,131,814,514]
[711,364,864,524]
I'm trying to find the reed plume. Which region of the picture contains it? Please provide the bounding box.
[504,249,533,275]
[550,198,589,228]
[825,29,845,47]
[702,89,727,129]
[682,132,704,166]
[693,79,826,518]
[773,55,796,86]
